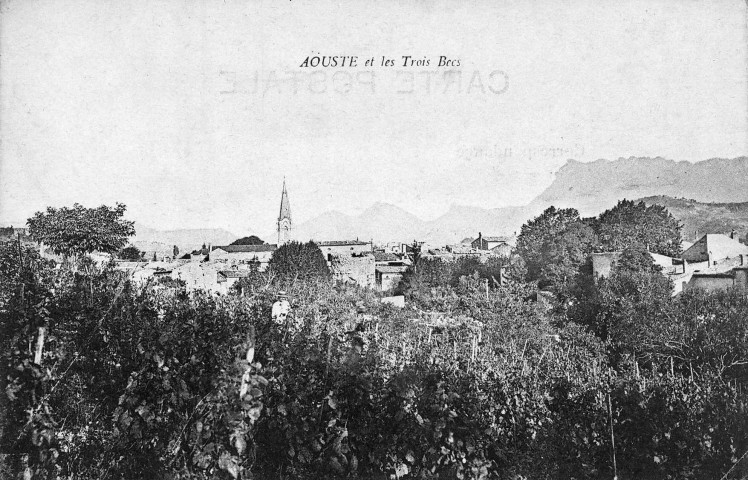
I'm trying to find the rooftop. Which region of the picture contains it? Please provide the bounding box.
[214,244,277,253]
[376,265,409,274]
[318,240,371,246]
[218,270,252,278]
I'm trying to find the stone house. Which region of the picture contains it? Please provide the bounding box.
[471,233,515,253]
[685,267,748,293]
[376,264,409,292]
[682,234,748,265]
[330,253,375,287]
[216,269,252,295]
[209,244,277,270]
[317,240,372,262]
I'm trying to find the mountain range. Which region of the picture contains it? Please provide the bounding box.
[290,156,748,244]
[132,223,238,256]
[132,156,748,247]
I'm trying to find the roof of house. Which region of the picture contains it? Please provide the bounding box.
[376,265,409,274]
[691,271,734,279]
[318,240,371,246]
[685,234,748,260]
[214,244,277,253]
[218,270,252,279]
[374,252,399,262]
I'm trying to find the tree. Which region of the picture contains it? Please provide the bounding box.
[118,245,143,261]
[568,244,673,362]
[595,199,682,257]
[230,236,265,246]
[27,203,135,259]
[516,206,583,281]
[538,220,598,294]
[173,245,179,257]
[269,241,330,280]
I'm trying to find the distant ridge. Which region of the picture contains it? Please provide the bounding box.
[58,157,745,247]
[530,156,748,216]
[133,223,239,252]
[639,196,748,242]
[290,156,748,244]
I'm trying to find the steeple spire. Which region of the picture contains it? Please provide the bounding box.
[277,178,292,245]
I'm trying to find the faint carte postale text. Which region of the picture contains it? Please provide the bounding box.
[460,143,586,162]
[219,69,509,97]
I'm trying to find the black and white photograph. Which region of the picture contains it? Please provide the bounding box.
[1,0,747,478]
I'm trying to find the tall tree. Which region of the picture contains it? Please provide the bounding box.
[27,203,135,259]
[539,220,598,294]
[595,199,683,257]
[269,241,329,280]
[516,206,584,281]
[568,244,673,362]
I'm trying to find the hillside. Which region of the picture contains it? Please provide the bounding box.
[133,223,239,253]
[292,203,427,243]
[290,157,748,244]
[290,202,532,245]
[531,156,748,216]
[639,196,748,242]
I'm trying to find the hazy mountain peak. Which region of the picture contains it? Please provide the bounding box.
[533,156,748,216]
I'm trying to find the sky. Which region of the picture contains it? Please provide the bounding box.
[1,0,746,236]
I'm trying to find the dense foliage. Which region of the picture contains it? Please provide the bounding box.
[596,200,683,257]
[230,237,265,246]
[27,203,135,259]
[268,241,330,280]
[516,200,683,298]
[1,199,746,479]
[515,206,582,282]
[118,245,144,261]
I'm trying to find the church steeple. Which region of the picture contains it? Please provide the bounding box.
[277,178,292,245]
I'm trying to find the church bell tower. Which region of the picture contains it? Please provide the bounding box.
[277,179,292,245]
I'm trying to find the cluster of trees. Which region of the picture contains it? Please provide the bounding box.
[1,201,746,479]
[515,200,682,297]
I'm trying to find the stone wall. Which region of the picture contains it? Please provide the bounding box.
[330,253,375,287]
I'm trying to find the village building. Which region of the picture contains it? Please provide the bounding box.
[681,233,748,265]
[215,268,253,295]
[591,234,748,296]
[171,262,223,292]
[471,232,516,255]
[317,240,372,261]
[376,264,409,292]
[209,244,276,270]
[0,227,32,244]
[330,252,375,287]
[685,267,748,293]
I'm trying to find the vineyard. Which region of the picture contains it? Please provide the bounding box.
[1,201,748,479]
[1,243,747,479]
